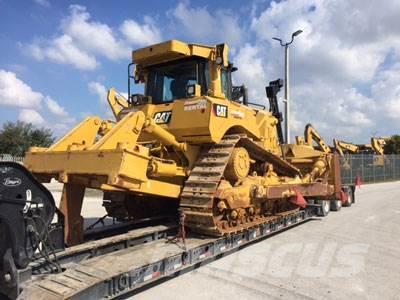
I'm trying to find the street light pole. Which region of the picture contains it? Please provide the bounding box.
[273,29,303,144]
[284,44,290,143]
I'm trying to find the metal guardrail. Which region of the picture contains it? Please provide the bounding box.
[340,154,400,185]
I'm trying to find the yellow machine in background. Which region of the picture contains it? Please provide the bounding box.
[333,137,387,156]
[371,137,386,155]
[333,139,360,156]
[24,40,342,245]
[333,137,388,168]
[295,123,332,153]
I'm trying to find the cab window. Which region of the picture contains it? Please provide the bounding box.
[147,58,208,103]
[221,69,232,99]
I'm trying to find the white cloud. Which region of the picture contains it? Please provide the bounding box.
[18,109,45,126]
[371,64,400,123]
[0,70,43,108]
[249,0,397,85]
[45,96,68,117]
[88,81,107,104]
[170,3,243,46]
[226,0,400,142]
[88,82,117,119]
[120,17,162,46]
[33,0,50,7]
[28,5,163,70]
[0,69,75,136]
[232,44,267,102]
[61,5,128,61]
[29,35,98,70]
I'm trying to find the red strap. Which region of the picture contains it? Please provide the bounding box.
[179,209,187,250]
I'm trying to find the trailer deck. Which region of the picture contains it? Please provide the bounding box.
[15,209,315,300]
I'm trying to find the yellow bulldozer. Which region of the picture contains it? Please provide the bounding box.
[333,137,388,168]
[0,40,345,268]
[295,123,332,153]
[333,137,387,156]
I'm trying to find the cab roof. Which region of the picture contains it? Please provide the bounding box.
[132,40,228,67]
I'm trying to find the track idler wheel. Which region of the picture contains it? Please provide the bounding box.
[224,147,250,183]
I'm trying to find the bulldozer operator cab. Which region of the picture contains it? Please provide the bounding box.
[146,58,209,103]
[128,40,240,106]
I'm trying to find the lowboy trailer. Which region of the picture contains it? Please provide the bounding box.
[1,185,354,299]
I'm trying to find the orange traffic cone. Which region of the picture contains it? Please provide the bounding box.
[355,175,363,188]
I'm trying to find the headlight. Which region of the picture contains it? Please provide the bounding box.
[186,85,195,97]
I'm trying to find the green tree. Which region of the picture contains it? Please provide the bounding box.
[0,121,55,157]
[383,135,400,154]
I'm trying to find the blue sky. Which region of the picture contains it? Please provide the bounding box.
[1,0,400,143]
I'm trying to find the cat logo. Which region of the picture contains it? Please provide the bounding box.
[213,104,228,118]
[154,111,172,124]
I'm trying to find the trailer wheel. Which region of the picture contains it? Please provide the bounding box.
[330,199,342,211]
[316,200,330,216]
[343,189,353,207]
[350,187,355,204]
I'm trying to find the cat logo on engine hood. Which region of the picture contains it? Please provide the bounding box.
[154,111,172,124]
[213,104,228,118]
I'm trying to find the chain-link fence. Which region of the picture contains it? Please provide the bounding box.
[340,154,400,185]
[1,153,400,185]
[0,154,24,164]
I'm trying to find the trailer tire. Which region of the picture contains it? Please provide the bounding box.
[316,200,330,217]
[350,186,355,204]
[342,186,353,207]
[330,199,342,211]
